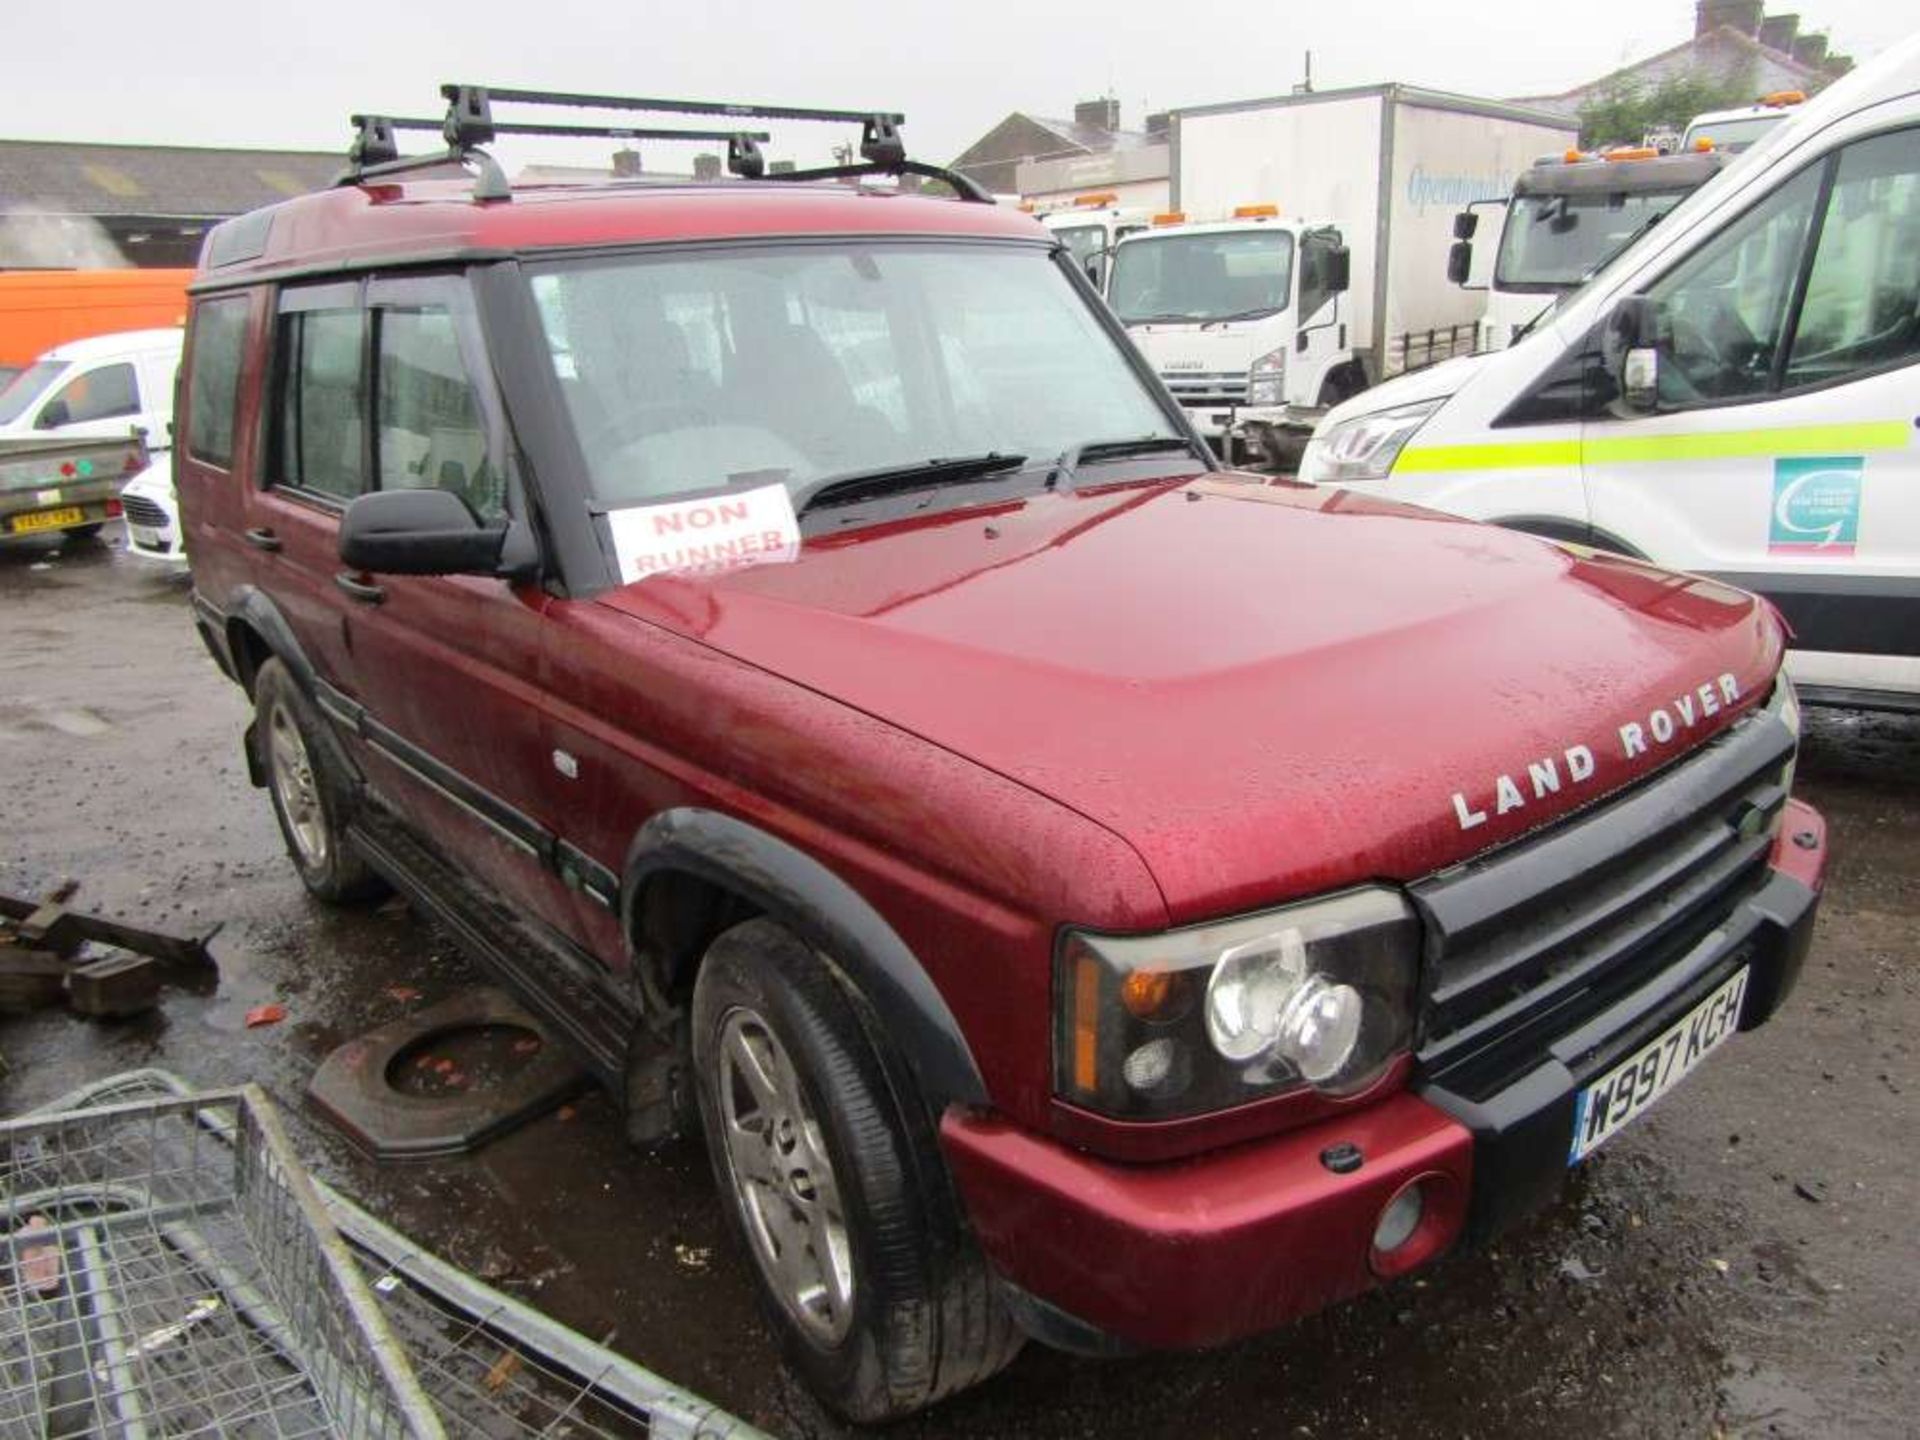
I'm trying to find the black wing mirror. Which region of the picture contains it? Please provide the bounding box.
[1452,210,1479,240]
[1327,245,1351,294]
[339,488,525,577]
[1446,241,1473,286]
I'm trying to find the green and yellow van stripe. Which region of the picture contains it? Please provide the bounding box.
[1395,421,1912,475]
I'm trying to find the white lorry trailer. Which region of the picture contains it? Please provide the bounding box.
[1115,84,1574,463]
[1451,147,1731,354]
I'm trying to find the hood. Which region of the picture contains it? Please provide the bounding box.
[600,476,1783,923]
[1319,353,1484,430]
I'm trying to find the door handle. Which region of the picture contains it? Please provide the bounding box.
[334,571,386,605]
[243,526,282,552]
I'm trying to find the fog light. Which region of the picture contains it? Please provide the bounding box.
[1373,1183,1424,1253]
[1122,1038,1176,1092]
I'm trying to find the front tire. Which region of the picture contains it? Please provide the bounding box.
[691,919,1021,1421]
[254,657,385,904]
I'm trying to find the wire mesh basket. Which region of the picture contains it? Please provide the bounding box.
[0,1086,443,1438]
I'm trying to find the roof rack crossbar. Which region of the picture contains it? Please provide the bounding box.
[371,115,770,146]
[335,115,510,201]
[447,83,902,128]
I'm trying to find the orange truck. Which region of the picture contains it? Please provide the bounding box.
[0,269,192,383]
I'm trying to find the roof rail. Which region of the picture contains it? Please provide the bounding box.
[336,84,989,203]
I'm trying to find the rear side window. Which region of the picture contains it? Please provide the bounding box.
[187,296,249,467]
[272,309,368,501]
[38,363,139,429]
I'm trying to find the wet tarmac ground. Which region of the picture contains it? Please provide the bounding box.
[1,528,1914,1439]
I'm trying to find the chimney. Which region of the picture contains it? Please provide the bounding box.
[1073,97,1121,133]
[1695,0,1762,37]
[1823,52,1854,76]
[1757,13,1799,53]
[1791,32,1829,67]
[692,152,722,181]
[612,148,642,177]
[1144,111,1170,139]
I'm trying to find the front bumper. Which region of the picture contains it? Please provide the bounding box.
[943,805,1826,1351]
[120,470,186,562]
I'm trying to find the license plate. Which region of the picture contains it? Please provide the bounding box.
[129,525,160,546]
[10,506,85,534]
[1569,967,1748,1163]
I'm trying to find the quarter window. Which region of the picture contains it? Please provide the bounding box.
[187,295,248,467]
[376,306,502,521]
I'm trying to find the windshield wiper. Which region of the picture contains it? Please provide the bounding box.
[1201,306,1282,327]
[792,452,1029,516]
[1050,435,1205,487]
[1121,312,1200,325]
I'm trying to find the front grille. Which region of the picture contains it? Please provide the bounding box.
[120,495,170,528]
[1413,702,1795,1102]
[1159,371,1249,407]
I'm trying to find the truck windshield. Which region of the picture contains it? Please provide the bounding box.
[527,243,1181,508]
[1107,230,1293,324]
[1681,114,1784,153]
[1495,191,1693,292]
[0,362,63,426]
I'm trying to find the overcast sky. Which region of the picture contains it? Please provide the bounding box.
[2,1,1909,173]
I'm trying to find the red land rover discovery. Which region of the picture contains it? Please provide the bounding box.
[176,86,1827,1421]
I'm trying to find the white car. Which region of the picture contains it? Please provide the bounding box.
[0,327,183,557]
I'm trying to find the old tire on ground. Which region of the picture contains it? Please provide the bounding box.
[690,918,1022,1421]
[254,656,386,904]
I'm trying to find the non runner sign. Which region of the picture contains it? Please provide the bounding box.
[607,483,801,583]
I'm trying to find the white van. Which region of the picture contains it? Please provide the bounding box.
[0,328,184,559]
[1302,35,1920,711]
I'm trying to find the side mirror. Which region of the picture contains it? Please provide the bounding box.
[339,488,515,576]
[35,399,70,430]
[1327,245,1351,294]
[1452,210,1479,241]
[1607,296,1661,412]
[1447,241,1473,287]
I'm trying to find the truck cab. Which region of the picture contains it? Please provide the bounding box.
[1038,193,1152,290]
[1681,90,1808,154]
[1455,147,1729,353]
[1108,209,1350,463]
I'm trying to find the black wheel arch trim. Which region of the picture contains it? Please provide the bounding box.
[622,807,989,1109]
[1488,515,1649,560]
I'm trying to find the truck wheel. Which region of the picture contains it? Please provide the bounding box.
[254,657,386,904]
[691,919,1022,1421]
[70,523,105,540]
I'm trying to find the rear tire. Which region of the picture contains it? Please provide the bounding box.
[691,919,1021,1421]
[254,657,386,904]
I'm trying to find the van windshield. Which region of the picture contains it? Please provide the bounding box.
[0,361,63,427]
[1496,190,1694,291]
[1108,230,1293,324]
[526,242,1181,508]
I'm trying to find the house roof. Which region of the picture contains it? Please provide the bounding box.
[1509,22,1826,108]
[1021,116,1158,157]
[0,140,342,220]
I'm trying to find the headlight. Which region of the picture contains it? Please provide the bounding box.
[1772,673,1801,806]
[1308,400,1441,483]
[1247,347,1287,407]
[1056,887,1419,1119]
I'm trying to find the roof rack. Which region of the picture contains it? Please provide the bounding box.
[336,84,990,203]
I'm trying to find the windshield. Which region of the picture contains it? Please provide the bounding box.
[528,243,1181,508]
[1496,190,1695,291]
[1108,229,1294,324]
[1682,114,1785,153]
[0,361,64,427]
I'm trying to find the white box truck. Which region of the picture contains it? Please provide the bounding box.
[1300,33,1920,711]
[1114,84,1574,462]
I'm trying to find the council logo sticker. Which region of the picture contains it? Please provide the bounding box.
[1769,456,1862,556]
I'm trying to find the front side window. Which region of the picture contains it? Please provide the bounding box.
[0,361,63,427]
[1108,229,1293,324]
[36,362,139,429]
[273,309,367,501]
[1784,130,1920,387]
[376,306,503,521]
[1497,189,1693,292]
[528,243,1178,507]
[187,295,249,468]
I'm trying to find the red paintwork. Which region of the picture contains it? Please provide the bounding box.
[599,475,1784,926]
[940,1092,1474,1349]
[1769,798,1826,889]
[200,180,1050,286]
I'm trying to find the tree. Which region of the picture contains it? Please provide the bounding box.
[1577,68,1769,149]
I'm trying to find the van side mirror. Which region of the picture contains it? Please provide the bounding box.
[1452,210,1479,241]
[1607,296,1661,412]
[1447,241,1473,287]
[1327,245,1351,294]
[339,488,522,577]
